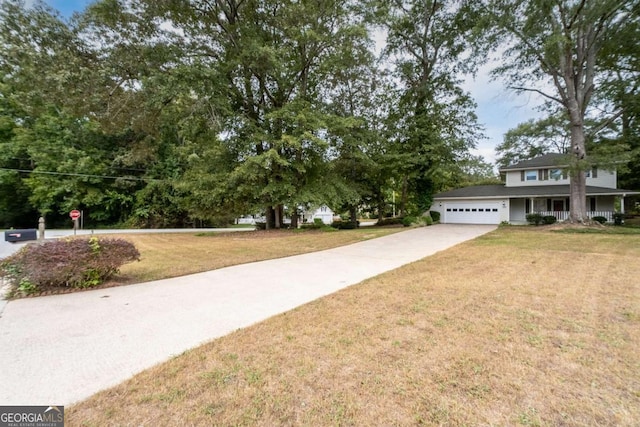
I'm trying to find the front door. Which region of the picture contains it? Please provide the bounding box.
[552,200,564,212]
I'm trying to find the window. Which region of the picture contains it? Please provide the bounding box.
[550,169,562,180]
[525,170,537,181]
[586,167,598,178]
[539,169,549,180]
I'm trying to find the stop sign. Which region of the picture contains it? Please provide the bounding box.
[70,210,81,220]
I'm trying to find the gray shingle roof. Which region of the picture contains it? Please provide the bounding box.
[433,184,639,199]
[501,153,568,171]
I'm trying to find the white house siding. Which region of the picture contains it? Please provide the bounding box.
[504,170,566,187]
[509,198,526,223]
[590,170,616,189]
[308,206,335,225]
[594,196,615,211]
[505,168,616,189]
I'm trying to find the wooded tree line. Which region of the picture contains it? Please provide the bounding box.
[0,0,637,228]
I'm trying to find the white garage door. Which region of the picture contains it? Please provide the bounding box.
[443,202,501,224]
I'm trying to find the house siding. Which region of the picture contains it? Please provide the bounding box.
[505,168,616,189]
[433,155,636,225]
[509,198,526,222]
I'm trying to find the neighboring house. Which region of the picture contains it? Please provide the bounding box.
[236,215,266,225]
[431,153,640,224]
[236,205,336,226]
[303,205,335,225]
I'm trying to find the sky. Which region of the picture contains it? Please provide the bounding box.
[36,0,543,168]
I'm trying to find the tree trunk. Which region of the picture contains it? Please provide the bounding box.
[266,206,275,230]
[568,111,588,223]
[377,192,385,221]
[400,175,408,217]
[274,205,282,229]
[349,205,358,228]
[291,210,298,229]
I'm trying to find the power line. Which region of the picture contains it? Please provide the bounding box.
[0,167,163,182]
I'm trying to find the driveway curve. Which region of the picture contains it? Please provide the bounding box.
[0,224,495,406]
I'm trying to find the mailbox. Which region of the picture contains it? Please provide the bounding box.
[4,229,37,243]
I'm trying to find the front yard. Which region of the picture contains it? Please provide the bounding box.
[67,227,640,426]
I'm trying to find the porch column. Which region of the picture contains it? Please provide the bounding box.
[621,194,626,214]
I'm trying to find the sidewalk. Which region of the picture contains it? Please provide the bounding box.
[0,224,495,406]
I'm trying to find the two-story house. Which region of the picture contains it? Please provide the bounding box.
[430,153,639,224]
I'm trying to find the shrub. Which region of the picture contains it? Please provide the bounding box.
[331,221,358,229]
[542,215,557,225]
[254,222,266,230]
[422,215,434,226]
[592,216,607,224]
[375,217,404,227]
[0,237,140,294]
[402,216,416,227]
[300,221,324,230]
[429,211,441,222]
[613,212,624,226]
[525,213,544,226]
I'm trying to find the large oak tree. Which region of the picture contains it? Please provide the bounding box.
[483,0,637,222]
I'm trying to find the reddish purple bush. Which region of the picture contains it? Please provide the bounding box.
[0,237,140,293]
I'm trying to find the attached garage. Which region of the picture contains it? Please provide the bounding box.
[442,201,502,224]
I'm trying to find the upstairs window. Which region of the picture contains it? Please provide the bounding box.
[525,170,537,181]
[585,167,598,178]
[549,169,562,180]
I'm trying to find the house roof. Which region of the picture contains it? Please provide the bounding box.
[501,153,567,171]
[433,184,640,200]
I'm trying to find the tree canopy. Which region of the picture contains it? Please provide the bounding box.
[0,0,637,229]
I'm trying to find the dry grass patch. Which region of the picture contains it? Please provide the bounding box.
[103,228,401,285]
[67,227,640,426]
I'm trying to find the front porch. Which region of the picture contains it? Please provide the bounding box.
[510,195,620,223]
[537,210,615,223]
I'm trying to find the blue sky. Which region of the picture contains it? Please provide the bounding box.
[38,0,541,167]
[43,0,92,17]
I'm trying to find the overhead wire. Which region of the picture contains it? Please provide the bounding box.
[0,167,163,182]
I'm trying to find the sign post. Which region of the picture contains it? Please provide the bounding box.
[70,210,81,235]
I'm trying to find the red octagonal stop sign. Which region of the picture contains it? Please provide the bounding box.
[70,210,81,220]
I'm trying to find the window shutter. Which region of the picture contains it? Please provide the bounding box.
[521,170,525,181]
[592,167,598,178]
[544,169,549,180]
[538,170,543,180]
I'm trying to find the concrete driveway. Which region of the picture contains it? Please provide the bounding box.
[0,224,495,406]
